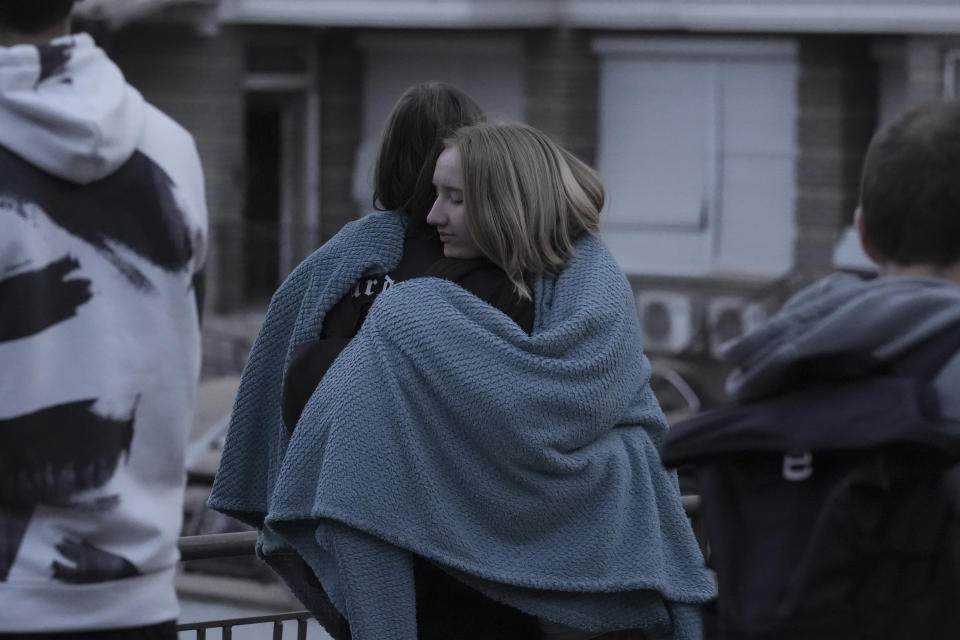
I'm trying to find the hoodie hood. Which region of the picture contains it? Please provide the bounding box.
[724,272,960,401]
[0,32,145,184]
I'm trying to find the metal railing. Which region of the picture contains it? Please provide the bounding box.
[178,611,312,640]
[177,531,312,639]
[176,498,704,638]
[179,531,259,562]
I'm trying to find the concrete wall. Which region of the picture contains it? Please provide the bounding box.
[221,0,960,35]
[903,35,960,102]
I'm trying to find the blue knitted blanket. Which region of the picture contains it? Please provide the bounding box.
[208,212,715,640]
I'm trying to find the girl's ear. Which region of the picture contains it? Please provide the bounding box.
[855,206,883,265]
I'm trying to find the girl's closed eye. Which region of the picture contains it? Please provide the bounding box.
[427,147,478,259]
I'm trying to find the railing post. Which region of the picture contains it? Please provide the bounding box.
[177,533,312,636]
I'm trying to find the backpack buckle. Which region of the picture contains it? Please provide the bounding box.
[782,451,813,481]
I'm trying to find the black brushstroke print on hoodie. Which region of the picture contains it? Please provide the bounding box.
[0,399,136,582]
[0,399,135,506]
[37,43,71,85]
[0,256,92,343]
[0,31,206,623]
[53,538,140,584]
[0,144,195,292]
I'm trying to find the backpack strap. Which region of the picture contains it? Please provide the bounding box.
[891,321,960,380]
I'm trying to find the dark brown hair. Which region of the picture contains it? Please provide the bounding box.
[0,1,74,34]
[373,82,484,228]
[860,99,960,268]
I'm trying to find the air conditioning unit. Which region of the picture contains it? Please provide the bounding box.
[707,297,768,358]
[635,292,698,355]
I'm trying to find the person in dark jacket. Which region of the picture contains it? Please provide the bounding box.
[723,99,960,412]
[281,81,486,432]
[714,98,960,640]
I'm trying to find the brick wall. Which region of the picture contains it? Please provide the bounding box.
[524,28,599,166]
[107,24,247,312]
[316,31,364,243]
[107,25,365,310]
[792,36,878,284]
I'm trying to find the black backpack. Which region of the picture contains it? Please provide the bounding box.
[662,325,960,640]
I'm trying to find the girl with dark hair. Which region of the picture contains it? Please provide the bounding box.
[214,83,555,638]
[278,81,487,436]
[373,81,484,226]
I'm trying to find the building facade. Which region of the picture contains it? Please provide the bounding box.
[77,0,960,397]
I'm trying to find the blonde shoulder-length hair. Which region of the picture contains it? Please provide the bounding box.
[449,122,604,299]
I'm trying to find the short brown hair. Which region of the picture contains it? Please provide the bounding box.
[373,82,484,228]
[860,99,960,268]
[449,122,604,298]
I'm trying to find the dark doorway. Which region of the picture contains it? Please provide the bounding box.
[243,105,282,304]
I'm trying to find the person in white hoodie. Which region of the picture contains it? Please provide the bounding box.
[0,2,207,638]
